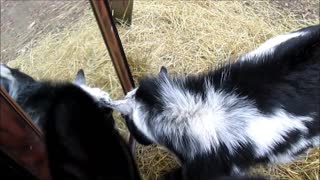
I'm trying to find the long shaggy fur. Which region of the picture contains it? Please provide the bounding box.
[107,25,320,179]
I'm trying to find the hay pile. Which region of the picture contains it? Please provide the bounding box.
[7,1,319,179]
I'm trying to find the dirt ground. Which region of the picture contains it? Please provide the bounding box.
[1,0,319,64]
[273,0,319,20]
[0,0,89,63]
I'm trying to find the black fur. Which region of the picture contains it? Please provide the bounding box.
[124,115,153,145]
[128,25,320,179]
[0,67,142,180]
[43,83,141,180]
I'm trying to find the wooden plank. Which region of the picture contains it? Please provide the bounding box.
[89,0,137,153]
[89,0,135,94]
[109,0,133,24]
[0,86,51,180]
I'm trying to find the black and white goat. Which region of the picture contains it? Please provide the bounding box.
[0,65,142,180]
[106,25,320,180]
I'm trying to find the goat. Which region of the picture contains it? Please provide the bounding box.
[105,25,320,180]
[0,65,142,180]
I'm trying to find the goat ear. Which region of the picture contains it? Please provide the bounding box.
[74,69,86,85]
[159,66,168,77]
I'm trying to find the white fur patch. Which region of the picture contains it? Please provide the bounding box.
[157,77,218,154]
[139,78,255,156]
[79,85,111,103]
[240,31,307,61]
[0,64,14,82]
[311,136,320,146]
[106,88,138,115]
[0,64,19,99]
[247,110,311,157]
[132,105,157,143]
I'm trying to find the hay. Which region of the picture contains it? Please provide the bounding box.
[7,0,319,179]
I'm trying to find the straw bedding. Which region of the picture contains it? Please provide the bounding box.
[7,1,319,179]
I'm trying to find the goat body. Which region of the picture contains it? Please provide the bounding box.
[107,25,320,179]
[0,65,141,180]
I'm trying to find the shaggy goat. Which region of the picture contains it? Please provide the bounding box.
[0,65,142,180]
[106,25,320,179]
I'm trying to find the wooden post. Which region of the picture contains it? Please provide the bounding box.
[89,0,136,153]
[0,87,51,180]
[109,0,133,24]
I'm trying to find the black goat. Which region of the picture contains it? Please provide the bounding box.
[0,65,142,180]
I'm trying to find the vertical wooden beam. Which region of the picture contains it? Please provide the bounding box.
[89,0,136,152]
[89,0,135,93]
[109,0,133,24]
[0,87,51,180]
